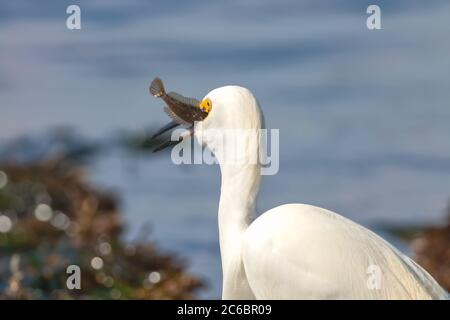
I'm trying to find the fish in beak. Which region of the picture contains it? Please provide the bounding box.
[149,77,210,152]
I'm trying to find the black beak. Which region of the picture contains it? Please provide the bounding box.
[152,126,193,153]
[151,120,180,140]
[152,136,182,153]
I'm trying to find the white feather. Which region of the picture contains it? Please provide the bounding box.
[192,86,447,300]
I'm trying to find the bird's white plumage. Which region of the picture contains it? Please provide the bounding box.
[244,204,446,299]
[193,86,447,300]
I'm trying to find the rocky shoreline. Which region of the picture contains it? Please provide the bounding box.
[0,157,202,299]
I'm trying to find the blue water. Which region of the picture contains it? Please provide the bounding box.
[1,1,450,298]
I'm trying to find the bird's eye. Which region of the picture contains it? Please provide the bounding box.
[200,98,212,113]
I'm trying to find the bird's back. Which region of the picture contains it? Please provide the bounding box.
[242,204,448,299]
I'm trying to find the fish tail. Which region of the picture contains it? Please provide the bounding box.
[149,77,165,97]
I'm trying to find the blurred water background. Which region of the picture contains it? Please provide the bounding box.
[1,1,450,298]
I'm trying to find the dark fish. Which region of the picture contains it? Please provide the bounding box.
[149,77,204,152]
[149,77,208,124]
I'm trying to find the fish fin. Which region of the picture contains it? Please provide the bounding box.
[167,92,200,107]
[163,106,192,126]
[149,77,165,97]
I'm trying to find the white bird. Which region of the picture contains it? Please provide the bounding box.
[154,84,448,299]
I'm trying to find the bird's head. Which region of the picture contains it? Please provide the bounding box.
[151,80,263,165]
[194,86,263,158]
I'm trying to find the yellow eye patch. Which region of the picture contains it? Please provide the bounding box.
[199,98,212,113]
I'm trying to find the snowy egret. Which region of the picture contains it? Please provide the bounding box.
[152,83,447,299]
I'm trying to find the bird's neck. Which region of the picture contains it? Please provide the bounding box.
[217,162,261,277]
[208,121,264,297]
